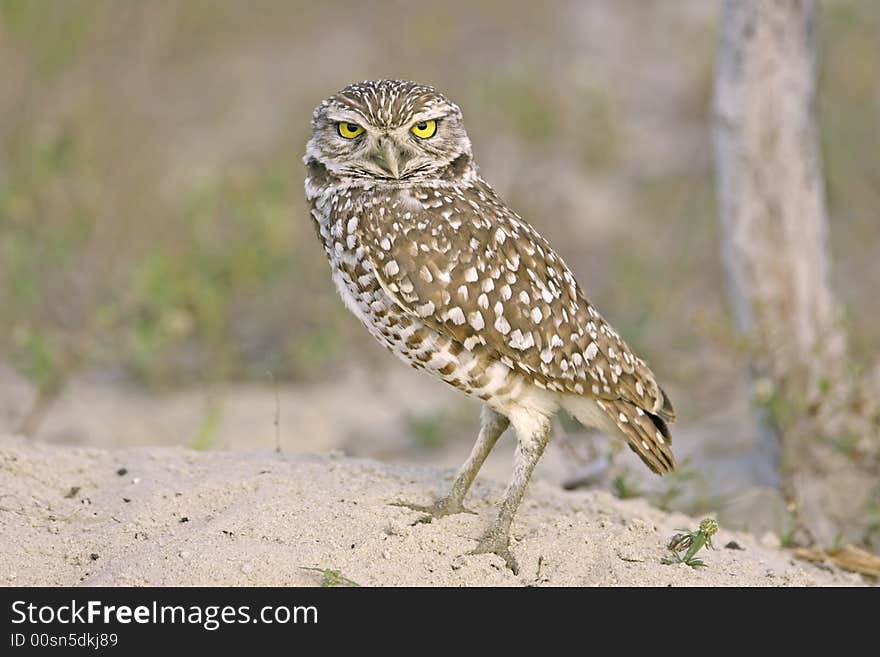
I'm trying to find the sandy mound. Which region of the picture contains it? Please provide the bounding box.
[0,436,859,586]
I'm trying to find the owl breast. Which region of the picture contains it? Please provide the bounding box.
[308,182,526,407]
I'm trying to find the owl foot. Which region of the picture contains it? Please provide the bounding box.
[470,532,519,574]
[391,498,475,524]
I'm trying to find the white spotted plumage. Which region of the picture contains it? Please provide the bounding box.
[305,80,677,570]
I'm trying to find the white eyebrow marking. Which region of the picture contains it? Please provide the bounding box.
[324,110,370,125]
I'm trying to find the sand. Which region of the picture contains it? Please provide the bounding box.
[0,435,861,586]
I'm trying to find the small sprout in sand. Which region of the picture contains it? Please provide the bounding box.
[611,472,642,500]
[662,518,718,568]
[301,567,361,587]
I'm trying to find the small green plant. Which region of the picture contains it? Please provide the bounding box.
[654,459,701,511]
[189,398,223,451]
[407,412,447,450]
[831,431,860,455]
[301,567,361,587]
[661,518,718,568]
[612,472,642,500]
[780,528,798,548]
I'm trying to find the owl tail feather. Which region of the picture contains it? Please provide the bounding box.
[595,399,676,475]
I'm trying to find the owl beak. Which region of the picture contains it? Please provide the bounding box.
[372,137,402,179]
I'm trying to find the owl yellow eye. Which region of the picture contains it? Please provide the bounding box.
[337,122,365,139]
[410,119,437,139]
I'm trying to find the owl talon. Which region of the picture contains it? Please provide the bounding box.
[470,534,519,574]
[391,499,475,523]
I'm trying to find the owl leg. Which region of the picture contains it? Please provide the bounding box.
[471,410,551,574]
[394,406,509,519]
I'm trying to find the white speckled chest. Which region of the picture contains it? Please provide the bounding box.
[306,180,524,405]
[301,78,676,475]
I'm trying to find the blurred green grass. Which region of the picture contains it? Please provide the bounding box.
[0,0,877,408]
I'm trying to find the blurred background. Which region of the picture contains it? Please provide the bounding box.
[1,0,877,539]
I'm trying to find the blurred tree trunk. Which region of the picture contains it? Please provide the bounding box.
[713,0,879,548]
[714,0,844,413]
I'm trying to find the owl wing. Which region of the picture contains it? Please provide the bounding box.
[359,184,674,471]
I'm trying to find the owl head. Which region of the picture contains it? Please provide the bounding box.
[305,80,474,183]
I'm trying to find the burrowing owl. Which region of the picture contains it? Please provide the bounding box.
[305,79,675,572]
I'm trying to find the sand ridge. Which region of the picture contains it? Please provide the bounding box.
[0,435,859,586]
